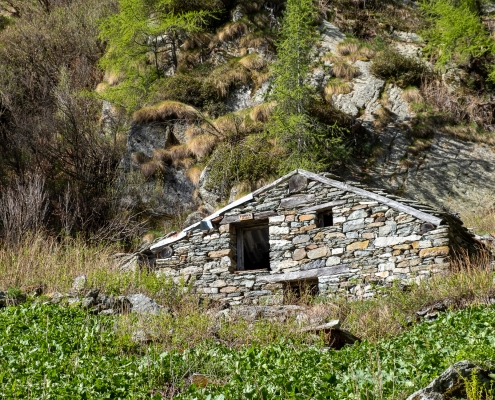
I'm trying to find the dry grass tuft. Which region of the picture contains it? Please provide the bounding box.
[182,32,213,51]
[337,42,360,57]
[331,61,360,80]
[188,133,218,159]
[249,102,276,122]
[139,161,163,179]
[152,148,173,165]
[217,21,248,42]
[358,46,375,60]
[95,82,108,94]
[402,87,423,105]
[186,165,203,186]
[131,152,147,165]
[239,53,267,71]
[407,138,432,155]
[209,62,251,97]
[103,70,124,86]
[324,79,352,102]
[440,124,495,146]
[185,126,204,141]
[238,33,271,50]
[173,157,195,170]
[133,101,199,124]
[168,144,193,161]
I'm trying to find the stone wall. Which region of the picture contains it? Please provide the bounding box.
[154,176,472,306]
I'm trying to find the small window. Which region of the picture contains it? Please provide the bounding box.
[236,223,270,271]
[317,210,333,228]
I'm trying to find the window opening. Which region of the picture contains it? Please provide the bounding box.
[237,223,270,271]
[317,210,333,228]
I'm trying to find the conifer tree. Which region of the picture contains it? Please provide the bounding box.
[268,0,347,172]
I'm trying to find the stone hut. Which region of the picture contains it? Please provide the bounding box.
[150,169,481,306]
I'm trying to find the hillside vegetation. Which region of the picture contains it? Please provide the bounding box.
[1,1,495,398]
[1,0,495,241]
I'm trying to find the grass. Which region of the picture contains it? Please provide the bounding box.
[324,78,352,101]
[1,232,495,398]
[331,60,360,80]
[133,101,200,124]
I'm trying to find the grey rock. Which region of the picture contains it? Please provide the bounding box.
[72,275,87,292]
[126,293,162,315]
[319,20,346,54]
[0,291,6,307]
[82,297,96,309]
[332,61,385,118]
[405,361,490,400]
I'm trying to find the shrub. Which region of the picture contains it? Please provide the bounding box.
[324,78,352,101]
[420,0,495,79]
[371,49,428,88]
[331,60,360,80]
[148,75,220,109]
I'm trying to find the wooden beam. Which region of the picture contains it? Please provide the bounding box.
[256,264,350,283]
[279,194,315,209]
[298,170,443,226]
[220,211,277,225]
[300,200,347,213]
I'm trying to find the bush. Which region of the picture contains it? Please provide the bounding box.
[148,74,221,109]
[420,0,495,81]
[371,49,428,88]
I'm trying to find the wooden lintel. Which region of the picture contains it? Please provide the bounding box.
[300,199,347,213]
[256,264,350,283]
[220,211,277,225]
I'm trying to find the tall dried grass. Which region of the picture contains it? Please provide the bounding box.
[131,152,147,165]
[337,42,360,57]
[188,133,218,159]
[133,101,199,124]
[332,61,360,80]
[239,53,267,70]
[402,87,423,105]
[217,21,248,42]
[186,166,204,186]
[152,148,173,165]
[209,63,251,97]
[249,102,276,122]
[168,144,193,161]
[185,126,204,141]
[139,161,163,179]
[0,234,121,293]
[173,157,195,170]
[324,79,352,101]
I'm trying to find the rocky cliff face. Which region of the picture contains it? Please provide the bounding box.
[119,14,495,220]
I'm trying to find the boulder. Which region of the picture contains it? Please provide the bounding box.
[406,361,493,400]
[126,293,162,315]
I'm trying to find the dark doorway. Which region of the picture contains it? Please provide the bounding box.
[237,224,270,271]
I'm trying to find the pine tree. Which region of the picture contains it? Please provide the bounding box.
[268,0,348,172]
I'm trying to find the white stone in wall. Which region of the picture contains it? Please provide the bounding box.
[378,262,395,271]
[374,235,421,248]
[343,219,365,232]
[348,209,368,220]
[326,257,341,267]
[332,248,344,255]
[272,260,299,272]
[269,215,286,223]
[333,216,346,224]
[180,266,203,275]
[269,226,290,235]
[269,240,292,249]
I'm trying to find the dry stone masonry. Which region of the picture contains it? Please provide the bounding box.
[149,170,482,306]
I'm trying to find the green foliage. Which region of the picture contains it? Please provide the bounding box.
[371,48,428,87]
[268,0,348,173]
[148,74,221,109]
[420,0,495,80]
[207,130,279,196]
[180,306,495,399]
[98,0,221,113]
